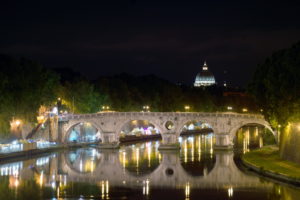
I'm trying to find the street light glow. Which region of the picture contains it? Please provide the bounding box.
[15,120,21,126]
[184,105,190,111]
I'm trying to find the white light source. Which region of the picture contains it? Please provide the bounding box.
[52,107,58,115]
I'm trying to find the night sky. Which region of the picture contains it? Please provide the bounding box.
[1,1,300,87]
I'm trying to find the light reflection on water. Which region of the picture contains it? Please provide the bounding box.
[235,125,276,154]
[0,126,298,200]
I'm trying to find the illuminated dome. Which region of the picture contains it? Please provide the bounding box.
[194,62,216,87]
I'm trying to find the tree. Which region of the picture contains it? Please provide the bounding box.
[57,80,105,113]
[248,41,300,127]
[0,55,59,137]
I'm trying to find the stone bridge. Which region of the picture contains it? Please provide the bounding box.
[53,112,274,149]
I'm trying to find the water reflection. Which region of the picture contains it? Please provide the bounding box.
[180,134,216,176]
[0,127,298,200]
[67,148,100,173]
[119,141,161,176]
[235,125,276,153]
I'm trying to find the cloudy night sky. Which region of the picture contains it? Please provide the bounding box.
[1,0,300,87]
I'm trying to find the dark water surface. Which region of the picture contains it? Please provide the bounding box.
[0,126,299,200]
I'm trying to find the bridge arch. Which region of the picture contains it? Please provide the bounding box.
[177,119,215,137]
[115,119,164,141]
[229,121,276,143]
[63,121,102,143]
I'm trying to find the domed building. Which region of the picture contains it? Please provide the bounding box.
[194,61,216,87]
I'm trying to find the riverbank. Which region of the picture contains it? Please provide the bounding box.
[0,142,100,163]
[242,145,300,185]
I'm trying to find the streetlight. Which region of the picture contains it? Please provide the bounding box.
[227,106,233,111]
[102,106,110,112]
[10,118,22,137]
[15,120,21,126]
[184,105,190,112]
[242,108,248,112]
[143,105,150,112]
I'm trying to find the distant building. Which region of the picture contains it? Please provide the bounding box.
[194,61,216,87]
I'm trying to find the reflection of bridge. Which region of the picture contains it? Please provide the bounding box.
[48,150,272,189]
[47,112,275,149]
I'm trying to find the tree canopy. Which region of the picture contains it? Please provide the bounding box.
[248,41,300,127]
[0,55,59,135]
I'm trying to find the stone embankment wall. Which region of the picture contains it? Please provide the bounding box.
[280,123,300,164]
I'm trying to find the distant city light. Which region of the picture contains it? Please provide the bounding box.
[101,105,110,111]
[143,105,150,112]
[15,120,21,126]
[184,105,190,111]
[242,108,248,112]
[37,115,45,123]
[227,106,233,110]
[52,107,58,114]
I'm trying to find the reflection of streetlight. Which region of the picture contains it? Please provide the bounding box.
[184,105,190,112]
[228,187,233,197]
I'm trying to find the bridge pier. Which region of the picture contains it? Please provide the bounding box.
[214,133,233,150]
[98,132,119,149]
[158,132,180,150]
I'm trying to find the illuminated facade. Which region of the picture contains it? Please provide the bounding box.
[194,61,216,87]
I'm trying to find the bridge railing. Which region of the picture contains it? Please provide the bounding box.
[59,112,264,121]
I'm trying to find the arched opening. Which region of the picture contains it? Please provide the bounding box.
[179,134,216,176]
[119,141,161,176]
[180,120,214,136]
[119,120,161,142]
[234,124,276,153]
[65,148,101,174]
[67,122,101,143]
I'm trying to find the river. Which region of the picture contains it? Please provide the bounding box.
[0,126,299,200]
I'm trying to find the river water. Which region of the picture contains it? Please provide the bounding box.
[0,126,299,200]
